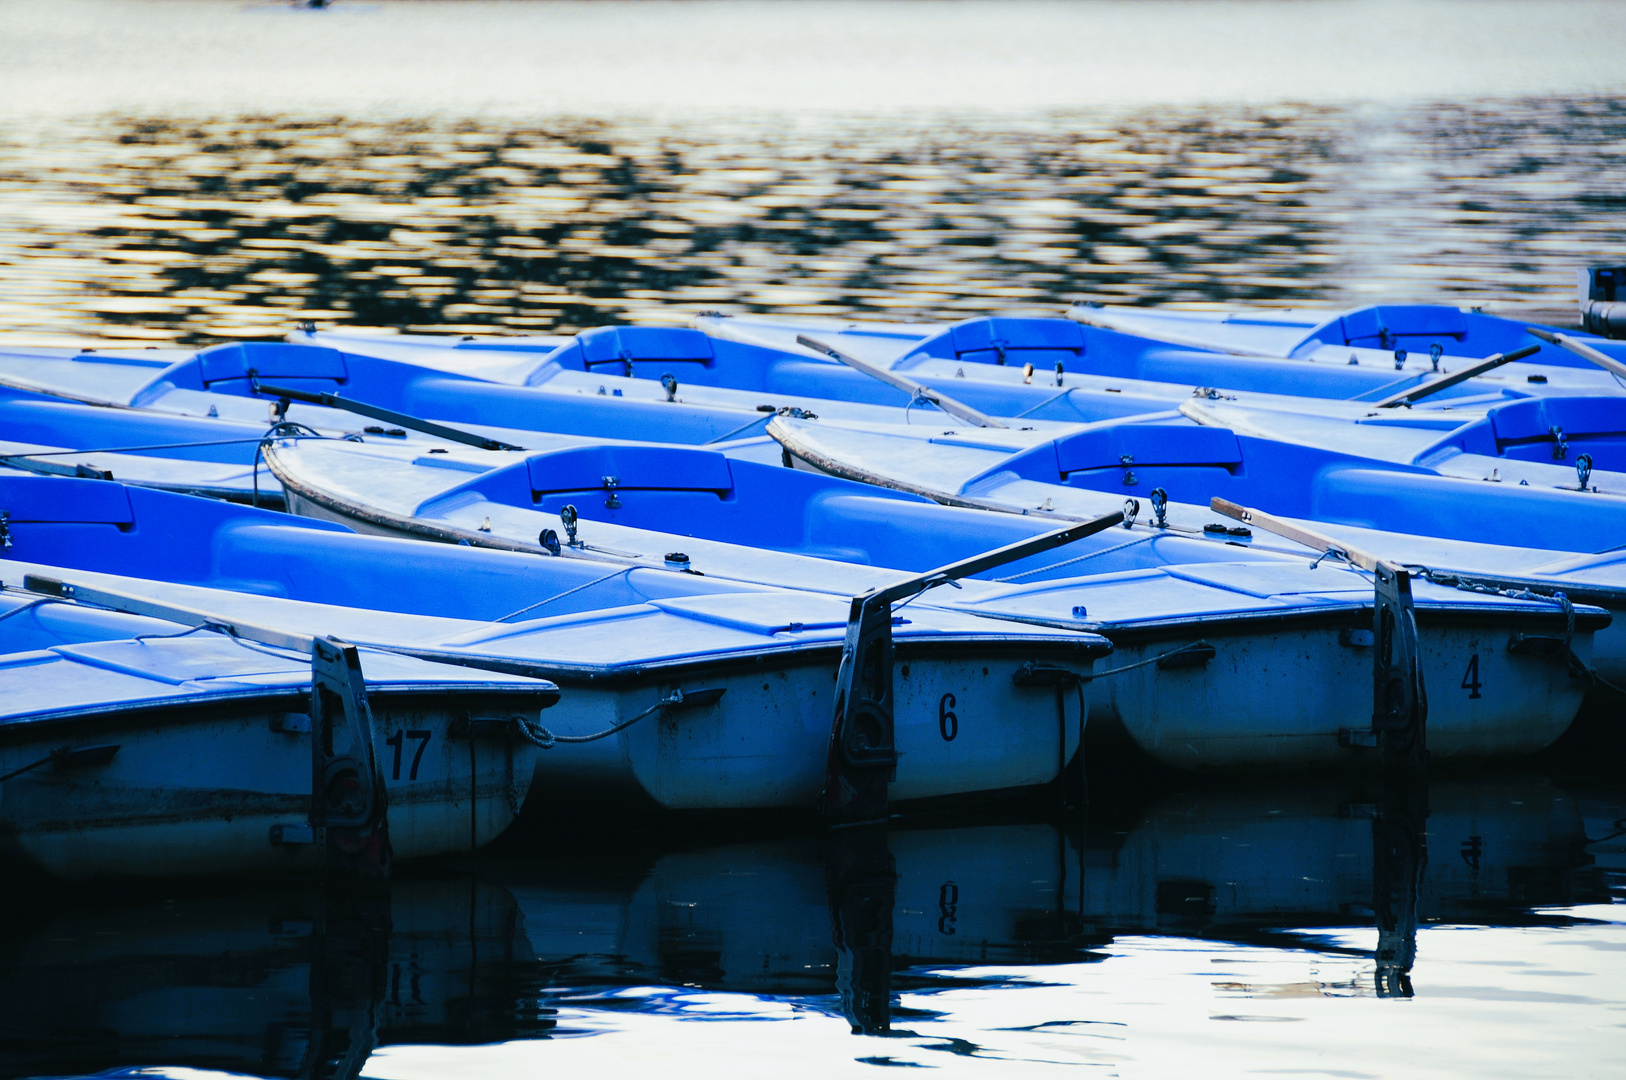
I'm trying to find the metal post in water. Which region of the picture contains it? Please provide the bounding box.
[822,593,900,823]
[820,512,1124,823]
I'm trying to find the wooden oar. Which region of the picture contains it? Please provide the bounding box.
[1525,327,1626,380]
[1208,497,1626,607]
[1371,344,1541,408]
[795,334,1009,429]
[1209,498,1383,571]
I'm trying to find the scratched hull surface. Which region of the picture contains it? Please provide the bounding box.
[1087,620,1587,772]
[0,595,550,880]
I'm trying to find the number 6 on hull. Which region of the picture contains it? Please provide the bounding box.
[821,510,1125,824]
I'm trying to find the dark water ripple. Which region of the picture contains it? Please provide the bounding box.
[3,98,1624,344]
[1,774,1621,1078]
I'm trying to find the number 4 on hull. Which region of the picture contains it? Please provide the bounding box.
[1210,499,1429,770]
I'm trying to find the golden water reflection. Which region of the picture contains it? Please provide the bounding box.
[2,100,1623,344]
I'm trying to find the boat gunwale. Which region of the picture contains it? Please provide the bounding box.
[271,434,1614,649]
[1060,602,1609,644]
[265,443,1135,654]
[768,417,1626,610]
[0,679,560,737]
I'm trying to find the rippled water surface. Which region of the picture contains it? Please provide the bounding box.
[2,774,1622,1079]
[2,2,1626,343]
[5,100,1626,344]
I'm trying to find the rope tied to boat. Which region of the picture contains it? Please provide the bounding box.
[991,532,1155,583]
[253,421,329,508]
[131,621,225,644]
[490,567,634,624]
[0,596,55,624]
[1539,590,1624,692]
[0,425,330,504]
[1414,569,1625,694]
[1085,640,1212,681]
[1308,546,1355,571]
[502,688,694,749]
[903,386,933,425]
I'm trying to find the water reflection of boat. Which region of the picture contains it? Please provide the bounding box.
[1085,774,1596,940]
[503,774,1597,1007]
[0,776,1600,1073]
[0,877,540,1080]
[507,821,1092,1002]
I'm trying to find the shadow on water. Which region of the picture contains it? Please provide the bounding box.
[3,99,1626,343]
[0,771,1615,1078]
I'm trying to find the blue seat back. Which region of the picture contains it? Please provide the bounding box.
[905,317,1087,368]
[1330,306,1469,350]
[129,342,351,406]
[550,327,716,374]
[526,444,735,496]
[1052,424,1242,474]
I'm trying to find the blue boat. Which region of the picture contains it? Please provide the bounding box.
[0,382,294,505]
[0,337,1085,455]
[0,582,559,880]
[0,475,1114,811]
[765,409,1626,670]
[1064,301,1626,366]
[299,306,1626,417]
[696,308,1626,402]
[1179,392,1626,489]
[4,316,1614,512]
[252,433,1604,771]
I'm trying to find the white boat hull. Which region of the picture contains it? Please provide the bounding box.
[540,651,1086,810]
[0,692,541,880]
[278,480,1100,808]
[1093,617,1590,772]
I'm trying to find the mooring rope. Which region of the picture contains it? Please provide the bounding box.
[1087,640,1210,681]
[499,689,691,749]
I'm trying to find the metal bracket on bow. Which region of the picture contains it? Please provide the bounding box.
[1371,562,1428,773]
[308,637,391,874]
[821,510,1125,823]
[823,591,901,824]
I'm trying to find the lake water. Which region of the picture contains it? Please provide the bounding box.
[3,771,1622,1079]
[2,2,1626,343]
[1,2,1624,1076]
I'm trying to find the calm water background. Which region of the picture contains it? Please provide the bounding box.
[2,1,1626,343]
[1,2,1624,1077]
